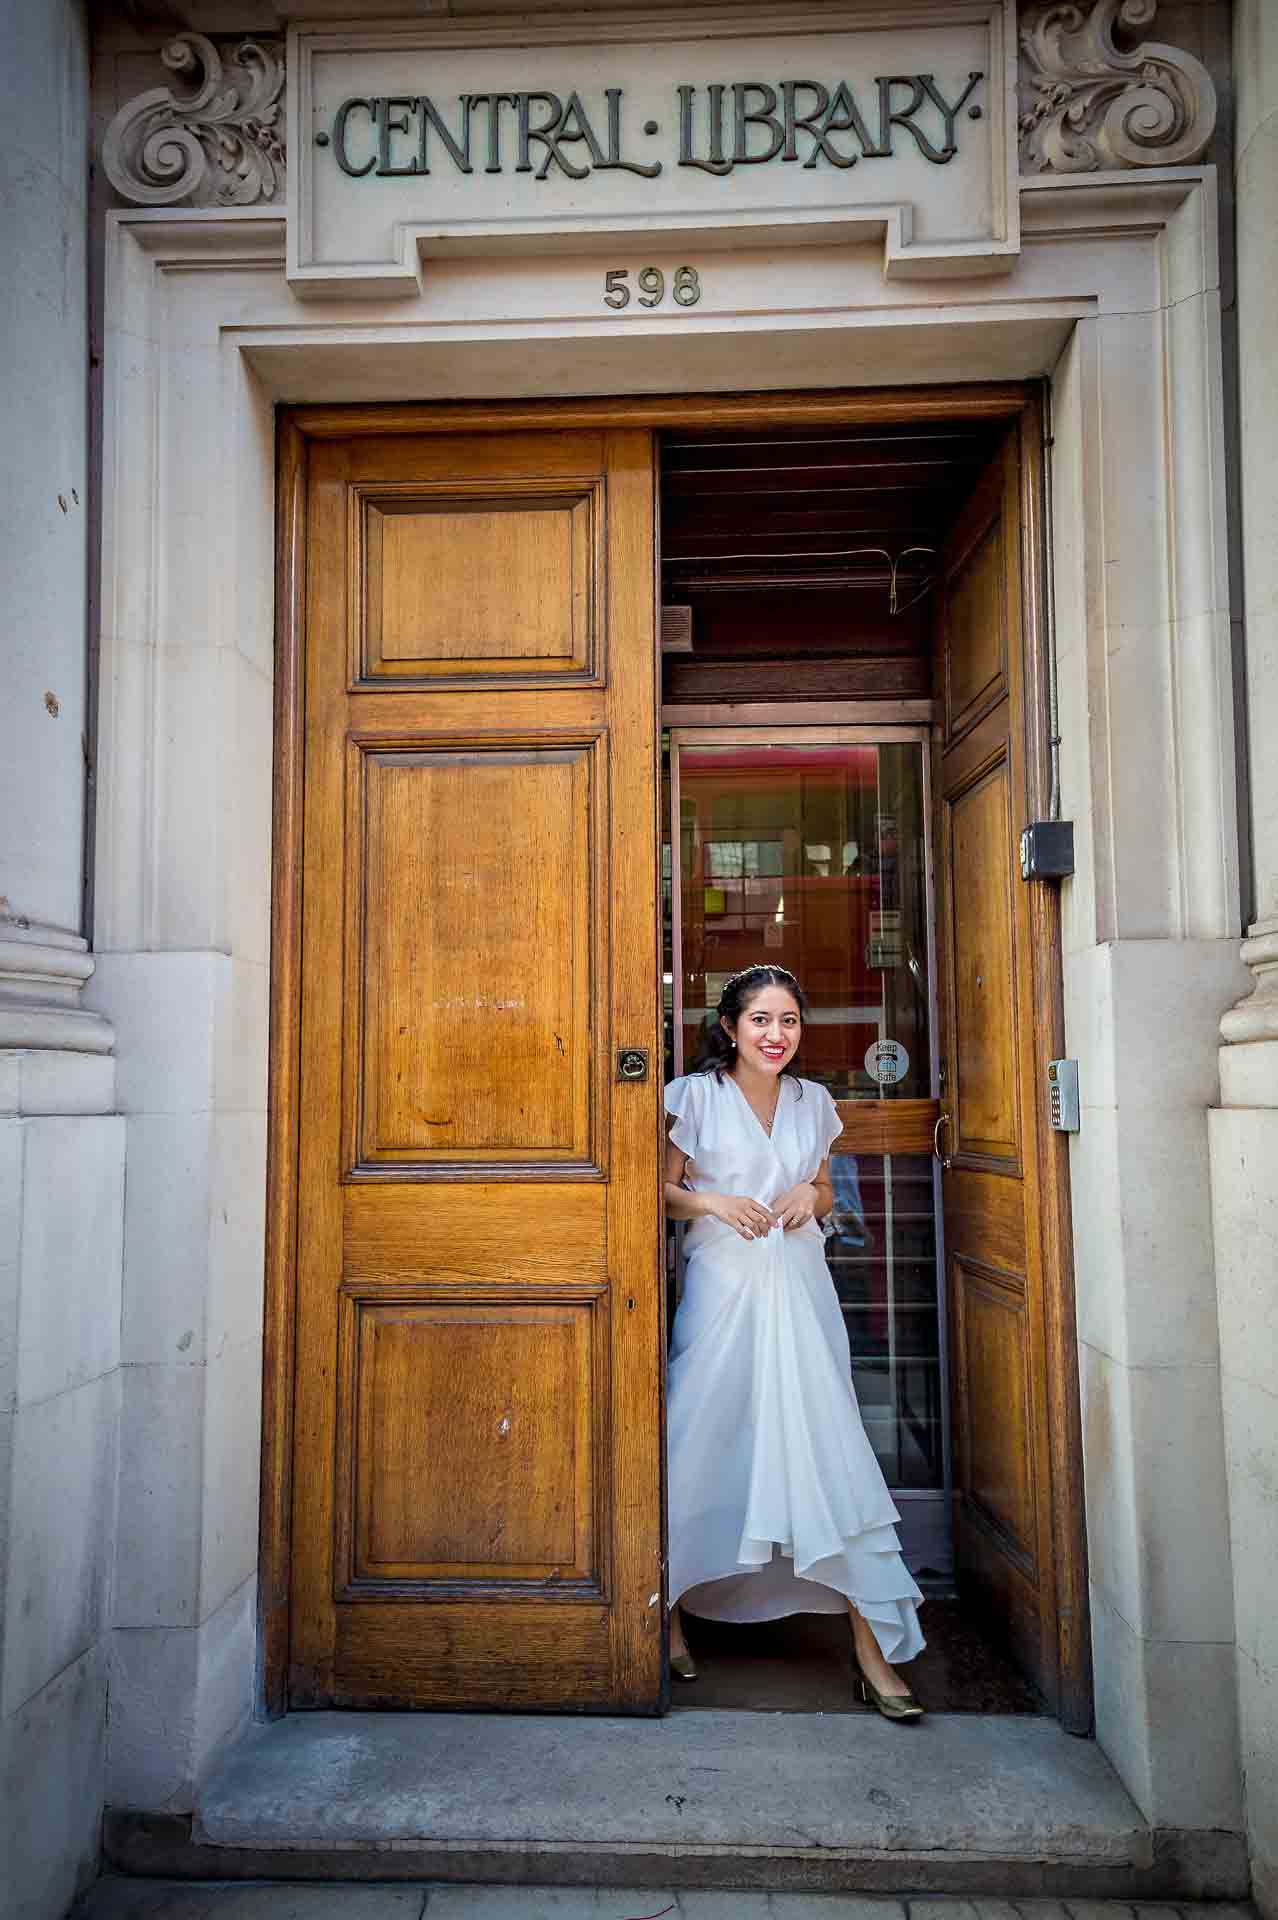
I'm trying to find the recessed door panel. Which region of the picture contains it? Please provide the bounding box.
[943,515,1006,740]
[947,756,1020,1168]
[351,742,597,1171]
[290,425,661,1711]
[358,481,600,682]
[337,1293,603,1594]
[952,1259,1035,1566]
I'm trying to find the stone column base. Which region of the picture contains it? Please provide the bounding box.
[1219,918,1278,1048]
[0,924,114,1054]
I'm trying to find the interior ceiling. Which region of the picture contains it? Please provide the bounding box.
[659,418,1007,600]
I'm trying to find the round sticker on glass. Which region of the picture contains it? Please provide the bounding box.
[864,1038,910,1086]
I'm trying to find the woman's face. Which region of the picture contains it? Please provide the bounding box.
[724,984,802,1076]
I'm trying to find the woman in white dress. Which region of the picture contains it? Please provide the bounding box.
[664,964,925,1719]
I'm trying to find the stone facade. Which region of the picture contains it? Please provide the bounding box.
[0,4,123,1918]
[1209,2,1278,1913]
[0,1,1274,1916]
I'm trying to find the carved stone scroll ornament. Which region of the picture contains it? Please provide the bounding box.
[102,32,284,206]
[1018,0,1216,173]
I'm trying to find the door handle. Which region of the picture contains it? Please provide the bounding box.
[933,1111,953,1170]
[616,1048,650,1083]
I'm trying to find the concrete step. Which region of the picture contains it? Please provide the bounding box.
[102,1711,1250,1901]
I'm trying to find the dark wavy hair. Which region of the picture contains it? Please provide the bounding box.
[692,964,810,1081]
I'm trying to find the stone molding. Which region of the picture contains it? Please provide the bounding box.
[1219,918,1278,1046]
[1018,0,1217,172]
[0,923,114,1054]
[102,31,284,207]
[99,6,1221,212]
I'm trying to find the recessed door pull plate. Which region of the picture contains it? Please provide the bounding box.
[617,1048,650,1083]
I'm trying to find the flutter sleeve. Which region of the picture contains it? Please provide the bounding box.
[818,1085,845,1161]
[664,1074,701,1162]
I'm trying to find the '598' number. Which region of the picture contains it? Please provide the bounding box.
[604,266,701,310]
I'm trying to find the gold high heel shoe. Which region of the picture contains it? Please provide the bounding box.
[852,1659,923,1721]
[670,1649,698,1681]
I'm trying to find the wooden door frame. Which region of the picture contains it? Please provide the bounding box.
[259,383,1089,1727]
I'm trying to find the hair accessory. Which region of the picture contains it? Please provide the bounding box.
[721,962,799,992]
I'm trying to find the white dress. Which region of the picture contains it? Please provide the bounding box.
[665,1070,925,1664]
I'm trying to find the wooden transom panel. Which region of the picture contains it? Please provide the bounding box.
[358,482,600,683]
[350,742,597,1173]
[339,1296,600,1593]
[953,1259,1036,1572]
[949,756,1020,1168]
[944,515,1007,741]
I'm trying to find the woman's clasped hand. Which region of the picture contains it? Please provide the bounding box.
[702,1192,777,1239]
[699,1180,821,1239]
[772,1180,820,1230]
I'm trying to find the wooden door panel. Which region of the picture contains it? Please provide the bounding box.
[936,425,1062,1711]
[941,1168,1026,1273]
[333,1603,612,1711]
[946,754,1021,1169]
[342,1184,608,1283]
[350,740,598,1171]
[289,423,661,1711]
[943,512,1007,740]
[830,1098,940,1157]
[338,1293,603,1593]
[952,1259,1036,1567]
[359,480,601,682]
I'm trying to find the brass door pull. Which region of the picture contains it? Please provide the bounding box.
[933,1111,953,1169]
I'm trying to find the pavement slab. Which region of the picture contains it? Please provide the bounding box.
[194,1712,1145,1865]
[79,1884,1259,1920]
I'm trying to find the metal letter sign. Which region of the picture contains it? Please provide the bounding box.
[327,77,985,182]
[287,5,1019,297]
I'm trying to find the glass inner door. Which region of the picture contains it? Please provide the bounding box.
[664,730,949,1567]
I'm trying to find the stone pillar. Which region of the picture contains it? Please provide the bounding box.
[0,0,109,1060]
[1210,4,1278,1916]
[0,2,124,1914]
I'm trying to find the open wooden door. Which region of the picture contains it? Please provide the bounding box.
[933,418,1089,1725]
[284,423,663,1711]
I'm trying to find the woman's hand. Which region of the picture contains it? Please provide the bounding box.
[701,1192,778,1240]
[773,1182,820,1230]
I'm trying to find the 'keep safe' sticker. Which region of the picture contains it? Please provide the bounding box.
[864,1038,909,1086]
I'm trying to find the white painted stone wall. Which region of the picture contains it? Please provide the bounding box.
[1046,194,1248,1841]
[84,166,1249,1892]
[0,4,125,1918]
[1208,3,1278,1915]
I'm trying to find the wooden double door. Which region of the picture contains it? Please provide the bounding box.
[266,396,1087,1724]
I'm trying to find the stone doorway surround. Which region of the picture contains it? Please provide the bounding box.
[85,140,1246,1879]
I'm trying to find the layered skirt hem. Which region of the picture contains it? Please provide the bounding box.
[666,1222,926,1666]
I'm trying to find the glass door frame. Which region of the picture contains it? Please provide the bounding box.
[666,720,953,1575]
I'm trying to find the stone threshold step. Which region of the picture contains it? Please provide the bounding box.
[103,1712,1250,1901]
